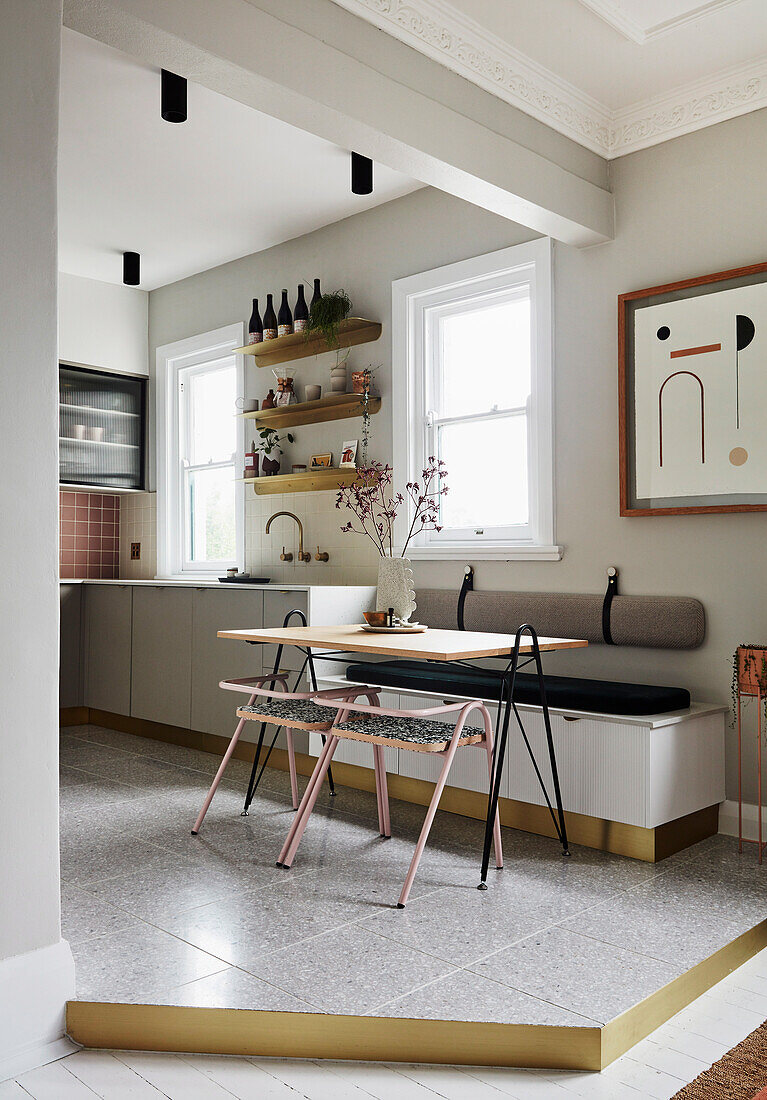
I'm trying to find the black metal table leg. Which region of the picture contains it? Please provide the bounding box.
[478,624,570,887]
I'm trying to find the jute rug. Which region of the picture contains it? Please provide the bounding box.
[672,1020,767,1099]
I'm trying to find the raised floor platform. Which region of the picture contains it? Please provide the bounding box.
[60,723,766,1070]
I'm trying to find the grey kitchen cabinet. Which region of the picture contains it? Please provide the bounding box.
[130,586,193,727]
[60,584,83,708]
[261,590,309,675]
[83,584,133,715]
[191,588,264,739]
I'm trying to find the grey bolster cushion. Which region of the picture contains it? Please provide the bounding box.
[415,589,705,650]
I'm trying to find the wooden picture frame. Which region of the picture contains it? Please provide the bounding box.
[619,260,767,516]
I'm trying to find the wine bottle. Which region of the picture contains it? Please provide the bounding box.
[278,289,293,337]
[248,298,262,345]
[310,278,322,312]
[293,284,309,333]
[263,294,278,341]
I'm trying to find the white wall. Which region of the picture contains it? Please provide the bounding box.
[59,271,148,375]
[0,0,75,1079]
[150,109,767,806]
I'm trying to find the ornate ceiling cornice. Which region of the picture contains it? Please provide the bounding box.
[332,0,767,159]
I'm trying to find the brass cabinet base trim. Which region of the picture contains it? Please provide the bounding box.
[65,920,767,1070]
[60,706,90,726]
[66,1001,601,1070]
[75,710,719,862]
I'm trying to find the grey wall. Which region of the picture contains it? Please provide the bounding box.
[150,107,767,803]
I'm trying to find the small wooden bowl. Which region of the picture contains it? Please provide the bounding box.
[363,611,388,627]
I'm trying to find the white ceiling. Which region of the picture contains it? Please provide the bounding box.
[58,29,423,290]
[332,0,767,156]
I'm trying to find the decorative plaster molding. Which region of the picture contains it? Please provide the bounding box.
[332,0,767,159]
[578,0,744,46]
[611,57,767,156]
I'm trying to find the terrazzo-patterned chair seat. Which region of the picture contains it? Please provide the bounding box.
[276,695,504,907]
[330,711,486,751]
[236,697,339,731]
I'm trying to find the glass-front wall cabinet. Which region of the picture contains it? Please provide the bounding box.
[59,364,146,490]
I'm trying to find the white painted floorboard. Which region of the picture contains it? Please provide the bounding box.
[7,946,767,1100]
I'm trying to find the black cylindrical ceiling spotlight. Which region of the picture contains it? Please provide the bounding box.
[123,251,140,286]
[351,152,373,195]
[161,69,187,123]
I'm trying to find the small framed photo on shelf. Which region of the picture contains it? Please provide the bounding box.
[340,439,358,468]
[310,452,333,469]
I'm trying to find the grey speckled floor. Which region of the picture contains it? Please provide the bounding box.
[61,724,765,1026]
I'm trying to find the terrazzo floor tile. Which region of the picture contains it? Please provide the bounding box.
[374,968,597,1025]
[59,773,152,811]
[122,965,318,1011]
[67,726,225,774]
[468,926,681,1023]
[358,882,569,966]
[81,845,297,922]
[558,879,750,969]
[60,884,142,945]
[245,923,456,1015]
[60,834,175,887]
[155,875,361,970]
[71,921,227,1000]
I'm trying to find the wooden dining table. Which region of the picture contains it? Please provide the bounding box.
[218,622,588,887]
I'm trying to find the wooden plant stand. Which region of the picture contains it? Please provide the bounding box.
[736,645,767,863]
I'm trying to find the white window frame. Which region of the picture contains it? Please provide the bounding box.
[392,239,560,561]
[156,323,245,578]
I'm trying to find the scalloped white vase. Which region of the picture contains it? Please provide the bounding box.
[376,556,416,624]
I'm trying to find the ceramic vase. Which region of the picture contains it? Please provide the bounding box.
[376,556,416,624]
[330,362,347,393]
[261,455,280,476]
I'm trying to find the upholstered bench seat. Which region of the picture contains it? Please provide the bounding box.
[237,698,338,731]
[344,660,690,717]
[331,711,486,752]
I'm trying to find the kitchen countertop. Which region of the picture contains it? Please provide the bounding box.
[59,578,375,591]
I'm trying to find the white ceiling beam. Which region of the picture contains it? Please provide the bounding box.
[63,0,614,247]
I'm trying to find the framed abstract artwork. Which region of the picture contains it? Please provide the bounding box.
[619,260,767,515]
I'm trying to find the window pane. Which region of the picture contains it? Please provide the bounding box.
[438,415,528,529]
[186,465,235,563]
[438,295,530,418]
[185,364,236,464]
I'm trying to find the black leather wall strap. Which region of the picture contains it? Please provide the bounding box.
[602,567,618,645]
[457,565,474,630]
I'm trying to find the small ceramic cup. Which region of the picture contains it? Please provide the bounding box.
[85,426,104,442]
[305,384,321,401]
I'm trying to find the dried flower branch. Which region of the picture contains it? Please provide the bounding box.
[335,458,447,557]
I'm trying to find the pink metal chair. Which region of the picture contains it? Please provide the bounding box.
[191,677,375,835]
[274,696,504,907]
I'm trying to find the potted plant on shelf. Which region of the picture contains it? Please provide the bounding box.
[335,458,448,623]
[257,427,294,476]
[305,289,353,392]
[731,644,767,728]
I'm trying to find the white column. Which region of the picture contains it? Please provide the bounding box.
[0,0,75,1080]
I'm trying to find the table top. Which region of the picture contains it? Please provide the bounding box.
[216,624,588,661]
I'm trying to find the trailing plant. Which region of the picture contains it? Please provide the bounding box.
[335,458,448,557]
[306,289,352,350]
[730,644,767,734]
[256,427,294,456]
[358,364,379,465]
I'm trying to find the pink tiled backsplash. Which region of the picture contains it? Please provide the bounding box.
[59,490,121,579]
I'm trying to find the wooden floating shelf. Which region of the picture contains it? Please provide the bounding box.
[233,318,382,368]
[240,392,381,429]
[243,468,368,495]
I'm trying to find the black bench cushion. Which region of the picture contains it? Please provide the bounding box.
[344,660,690,717]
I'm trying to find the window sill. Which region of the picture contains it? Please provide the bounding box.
[406,544,563,562]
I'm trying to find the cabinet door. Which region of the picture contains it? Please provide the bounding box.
[84,584,132,715]
[131,586,193,726]
[262,591,309,675]
[60,584,83,708]
[191,589,263,739]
